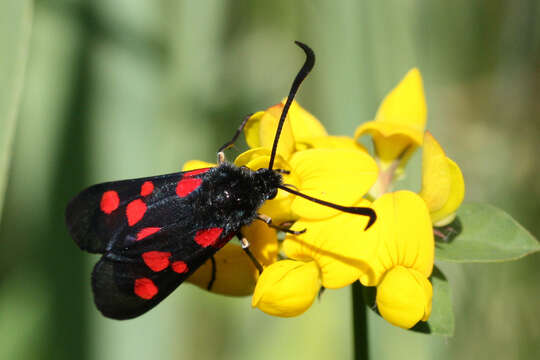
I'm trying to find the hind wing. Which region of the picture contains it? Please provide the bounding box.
[92,224,235,319]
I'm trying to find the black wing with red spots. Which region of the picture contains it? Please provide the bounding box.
[65,167,242,319]
[66,168,211,253]
[92,226,235,319]
[66,163,280,319]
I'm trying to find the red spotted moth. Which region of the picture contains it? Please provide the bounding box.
[65,42,376,319]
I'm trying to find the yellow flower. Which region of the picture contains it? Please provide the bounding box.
[284,199,373,288]
[244,100,328,159]
[376,266,433,329]
[252,199,373,317]
[252,260,320,317]
[354,68,427,172]
[419,132,465,226]
[235,147,378,221]
[295,135,368,153]
[230,188,434,325]
[182,160,216,171]
[187,215,278,296]
[282,99,328,143]
[356,191,434,329]
[241,101,378,220]
[288,148,378,220]
[244,106,296,160]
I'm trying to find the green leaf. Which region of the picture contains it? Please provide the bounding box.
[435,203,540,262]
[0,0,33,222]
[362,267,454,336]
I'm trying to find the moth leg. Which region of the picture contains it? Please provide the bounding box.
[217,152,226,165]
[207,256,217,291]
[238,233,263,274]
[256,214,306,235]
[217,113,252,164]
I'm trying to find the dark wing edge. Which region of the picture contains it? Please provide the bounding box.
[66,182,113,253]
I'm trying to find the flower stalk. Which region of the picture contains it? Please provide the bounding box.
[352,281,368,360]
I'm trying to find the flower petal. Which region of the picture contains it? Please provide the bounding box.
[252,260,320,317]
[244,104,296,159]
[240,220,279,267]
[243,111,265,149]
[187,242,258,296]
[289,149,378,220]
[419,133,465,226]
[418,132,450,211]
[431,158,465,226]
[284,199,375,288]
[375,266,433,329]
[296,135,368,153]
[280,99,328,140]
[354,68,427,168]
[358,191,434,286]
[182,160,216,171]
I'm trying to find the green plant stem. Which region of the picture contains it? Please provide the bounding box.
[352,281,369,360]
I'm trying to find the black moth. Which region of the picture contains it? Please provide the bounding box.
[65,42,376,320]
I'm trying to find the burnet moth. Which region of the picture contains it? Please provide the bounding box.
[65,42,376,320]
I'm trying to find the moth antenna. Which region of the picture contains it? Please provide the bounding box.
[268,41,315,170]
[278,185,377,230]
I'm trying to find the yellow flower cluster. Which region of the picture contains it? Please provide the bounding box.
[184,68,465,329]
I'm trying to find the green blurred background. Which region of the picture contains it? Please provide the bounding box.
[1,1,539,359]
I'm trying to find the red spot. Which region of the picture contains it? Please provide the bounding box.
[185,168,210,177]
[126,199,147,226]
[140,181,154,196]
[172,261,189,274]
[142,251,171,272]
[136,227,161,240]
[176,177,202,197]
[194,227,223,248]
[100,190,119,214]
[134,278,158,299]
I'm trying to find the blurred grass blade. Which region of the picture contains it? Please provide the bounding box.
[435,203,540,262]
[0,0,33,223]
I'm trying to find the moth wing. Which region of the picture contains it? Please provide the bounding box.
[92,225,235,319]
[65,168,211,253]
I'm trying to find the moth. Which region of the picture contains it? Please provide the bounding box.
[65,42,376,319]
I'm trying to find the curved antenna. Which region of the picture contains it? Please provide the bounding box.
[267,43,376,230]
[268,41,315,170]
[278,185,377,230]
